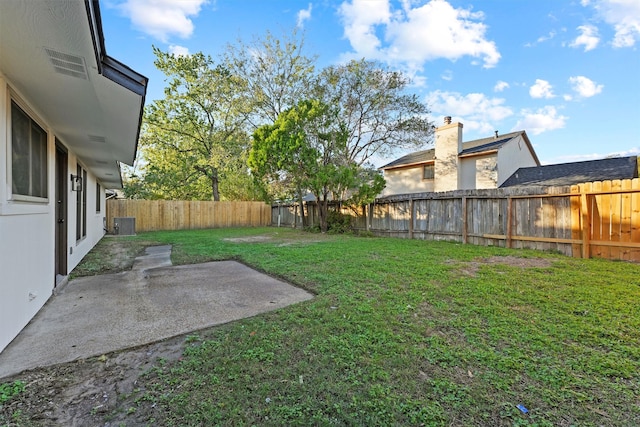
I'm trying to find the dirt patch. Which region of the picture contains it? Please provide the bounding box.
[70,236,156,279]
[223,235,273,243]
[0,336,185,426]
[224,232,332,247]
[456,255,553,277]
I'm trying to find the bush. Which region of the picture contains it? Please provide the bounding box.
[327,210,352,234]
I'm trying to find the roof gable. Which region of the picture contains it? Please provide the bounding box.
[381,130,537,170]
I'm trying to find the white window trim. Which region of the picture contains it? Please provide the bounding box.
[6,88,50,204]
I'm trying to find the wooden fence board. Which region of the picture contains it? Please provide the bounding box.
[631,179,640,261]
[271,179,639,262]
[106,200,271,232]
[610,180,622,259]
[619,180,632,260]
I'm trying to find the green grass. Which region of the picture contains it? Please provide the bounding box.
[0,381,24,404]
[105,228,640,425]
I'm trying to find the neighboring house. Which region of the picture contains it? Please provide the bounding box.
[501,156,639,188]
[0,1,147,353]
[380,117,540,196]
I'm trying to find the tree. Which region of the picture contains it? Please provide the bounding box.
[317,59,434,166]
[223,28,317,127]
[250,100,382,232]
[139,47,254,201]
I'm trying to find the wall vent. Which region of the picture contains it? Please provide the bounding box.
[45,48,88,80]
[88,134,106,143]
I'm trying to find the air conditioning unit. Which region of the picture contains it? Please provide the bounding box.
[114,217,135,235]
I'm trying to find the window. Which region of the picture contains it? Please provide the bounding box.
[423,164,434,180]
[96,183,101,213]
[11,101,48,199]
[76,165,87,240]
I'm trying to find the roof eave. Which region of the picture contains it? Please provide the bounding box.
[86,0,148,169]
[381,159,435,171]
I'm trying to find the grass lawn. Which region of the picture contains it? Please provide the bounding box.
[89,228,640,425]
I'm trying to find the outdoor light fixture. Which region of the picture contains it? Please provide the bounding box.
[70,174,83,191]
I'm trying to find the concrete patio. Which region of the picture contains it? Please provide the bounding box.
[0,246,313,378]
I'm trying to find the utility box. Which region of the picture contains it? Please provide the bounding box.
[114,217,135,235]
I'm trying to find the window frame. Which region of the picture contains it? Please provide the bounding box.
[96,182,101,213]
[422,164,435,180]
[9,98,49,203]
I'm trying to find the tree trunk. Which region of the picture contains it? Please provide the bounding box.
[211,166,220,201]
[194,164,220,201]
[318,197,329,233]
[297,187,306,228]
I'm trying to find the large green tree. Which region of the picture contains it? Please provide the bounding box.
[135,47,255,201]
[250,100,383,232]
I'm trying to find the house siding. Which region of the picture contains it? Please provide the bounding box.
[381,165,435,196]
[496,135,538,186]
[0,75,106,352]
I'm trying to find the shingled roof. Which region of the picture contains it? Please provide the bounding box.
[380,149,435,169]
[500,156,639,188]
[380,130,537,169]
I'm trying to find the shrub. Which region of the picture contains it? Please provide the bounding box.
[327,210,352,234]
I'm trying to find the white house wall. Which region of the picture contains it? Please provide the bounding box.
[496,135,538,186]
[381,166,435,196]
[67,152,106,272]
[0,75,106,353]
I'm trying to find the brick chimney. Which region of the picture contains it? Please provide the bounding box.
[434,116,463,192]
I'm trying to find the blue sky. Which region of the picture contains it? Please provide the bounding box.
[101,0,640,166]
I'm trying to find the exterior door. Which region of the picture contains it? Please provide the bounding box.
[55,141,67,280]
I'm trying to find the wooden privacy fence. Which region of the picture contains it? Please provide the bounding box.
[107,200,271,232]
[271,178,640,261]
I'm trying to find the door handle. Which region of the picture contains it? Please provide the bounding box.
[58,219,65,224]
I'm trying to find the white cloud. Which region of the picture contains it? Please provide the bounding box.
[525,30,557,47]
[338,0,500,70]
[441,70,453,81]
[297,3,313,28]
[117,0,207,42]
[513,106,567,135]
[169,45,190,57]
[494,80,509,92]
[570,25,600,51]
[339,0,391,57]
[427,90,513,133]
[537,30,557,43]
[583,0,640,47]
[529,79,555,99]
[568,75,604,98]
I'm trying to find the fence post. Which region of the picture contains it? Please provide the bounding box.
[506,197,513,248]
[580,184,591,259]
[409,198,414,239]
[461,196,468,244]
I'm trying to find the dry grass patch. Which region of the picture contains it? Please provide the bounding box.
[456,255,553,277]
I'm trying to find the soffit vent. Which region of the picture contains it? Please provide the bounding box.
[44,48,88,80]
[95,160,109,165]
[88,135,106,143]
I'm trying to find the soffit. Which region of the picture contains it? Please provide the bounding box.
[0,1,145,188]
